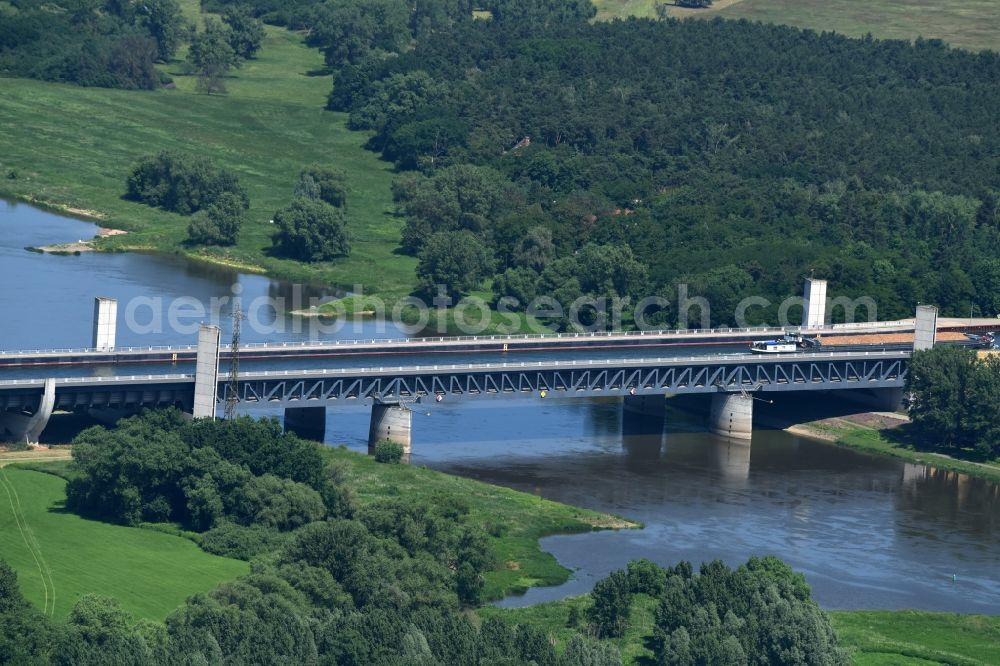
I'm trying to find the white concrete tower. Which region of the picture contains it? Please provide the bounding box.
[914,305,938,351]
[193,324,221,419]
[802,278,827,329]
[92,297,118,351]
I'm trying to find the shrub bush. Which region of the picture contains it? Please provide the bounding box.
[126,151,248,215]
[271,197,351,261]
[186,191,247,245]
[373,440,405,463]
[199,521,289,560]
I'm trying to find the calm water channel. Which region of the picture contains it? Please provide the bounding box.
[3,199,999,614]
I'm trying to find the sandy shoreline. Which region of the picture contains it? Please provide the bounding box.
[34,227,128,253]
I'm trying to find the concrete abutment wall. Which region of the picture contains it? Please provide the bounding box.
[0,378,56,445]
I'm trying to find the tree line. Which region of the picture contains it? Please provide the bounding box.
[335,14,998,326]
[125,151,351,260]
[0,1,265,91]
[210,0,996,327]
[0,409,850,664]
[906,346,1000,459]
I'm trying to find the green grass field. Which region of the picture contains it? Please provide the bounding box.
[324,446,637,600]
[480,593,661,663]
[807,422,1000,485]
[482,597,1000,665]
[830,611,1000,666]
[0,16,415,298]
[593,0,1000,52]
[0,465,247,622]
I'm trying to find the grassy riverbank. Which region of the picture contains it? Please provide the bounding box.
[790,418,1000,485]
[323,446,638,599]
[2,446,636,618]
[482,597,1000,665]
[0,19,414,300]
[304,289,545,334]
[830,610,1000,666]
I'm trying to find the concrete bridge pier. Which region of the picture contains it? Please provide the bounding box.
[368,401,412,456]
[622,394,666,435]
[0,378,56,446]
[709,392,754,440]
[802,278,828,328]
[284,406,327,442]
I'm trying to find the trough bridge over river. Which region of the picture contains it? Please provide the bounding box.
[0,287,994,449]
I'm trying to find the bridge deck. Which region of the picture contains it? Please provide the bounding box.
[0,319,939,367]
[0,350,911,411]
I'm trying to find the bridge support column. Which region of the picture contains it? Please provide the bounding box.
[92,297,118,351]
[914,305,938,351]
[622,394,666,434]
[0,378,56,446]
[368,402,412,456]
[802,278,827,329]
[284,406,327,442]
[709,392,753,440]
[192,325,221,419]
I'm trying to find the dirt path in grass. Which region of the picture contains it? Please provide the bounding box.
[0,467,57,616]
[0,448,72,468]
[666,0,749,18]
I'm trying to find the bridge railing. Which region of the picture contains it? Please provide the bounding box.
[0,344,198,356]
[0,373,194,386]
[0,321,925,357]
[232,350,912,378]
[0,349,911,387]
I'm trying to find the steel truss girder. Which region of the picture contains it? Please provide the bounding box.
[0,357,909,411]
[227,358,907,405]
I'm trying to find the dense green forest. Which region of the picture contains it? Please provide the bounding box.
[4,0,999,326]
[210,0,1000,326]
[0,1,265,92]
[1,411,847,664]
[0,0,185,88]
[337,16,1000,326]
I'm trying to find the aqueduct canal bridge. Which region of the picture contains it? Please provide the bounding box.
[2,294,995,449]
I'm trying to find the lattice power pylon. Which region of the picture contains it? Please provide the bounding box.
[224,304,245,420]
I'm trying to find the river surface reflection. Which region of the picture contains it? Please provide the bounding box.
[0,199,406,350]
[390,400,1000,614]
[3,199,999,614]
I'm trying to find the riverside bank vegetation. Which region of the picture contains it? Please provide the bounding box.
[230,0,998,327]
[2,410,855,665]
[2,0,998,327]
